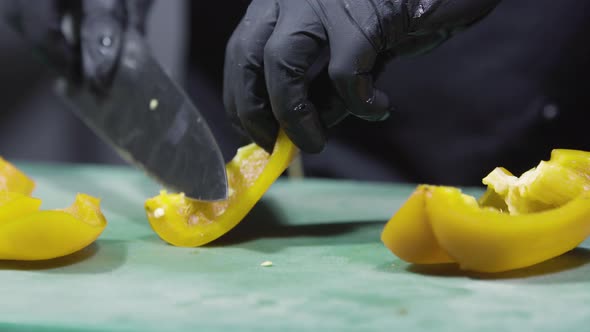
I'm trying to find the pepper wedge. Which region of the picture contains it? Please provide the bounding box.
[0,157,107,261]
[0,192,42,224]
[382,185,590,273]
[429,186,590,272]
[380,185,453,264]
[0,193,107,260]
[382,149,590,272]
[145,130,298,247]
[0,157,35,195]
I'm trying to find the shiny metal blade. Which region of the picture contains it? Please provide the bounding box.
[54,30,228,201]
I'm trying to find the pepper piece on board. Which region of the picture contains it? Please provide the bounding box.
[0,157,107,261]
[380,185,453,264]
[0,191,42,224]
[382,149,590,273]
[383,185,590,273]
[0,193,107,260]
[428,186,590,273]
[0,157,35,195]
[145,130,298,247]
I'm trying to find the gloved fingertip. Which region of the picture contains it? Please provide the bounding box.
[260,139,277,155]
[356,89,391,122]
[253,125,279,154]
[286,128,326,154]
[281,102,326,154]
[240,117,279,154]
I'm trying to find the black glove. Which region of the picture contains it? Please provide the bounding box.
[5,0,153,91]
[223,0,500,153]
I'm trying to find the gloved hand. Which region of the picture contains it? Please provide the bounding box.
[223,0,500,153]
[4,0,153,91]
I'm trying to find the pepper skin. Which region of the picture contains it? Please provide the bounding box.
[380,185,453,264]
[0,192,42,224]
[0,157,35,195]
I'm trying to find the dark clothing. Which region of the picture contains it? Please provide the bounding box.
[1,0,589,187]
[187,0,590,186]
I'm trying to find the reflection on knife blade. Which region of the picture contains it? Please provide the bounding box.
[50,30,230,201]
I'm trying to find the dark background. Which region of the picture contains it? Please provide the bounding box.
[1,0,589,186]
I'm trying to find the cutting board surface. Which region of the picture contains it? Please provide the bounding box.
[1,163,589,332]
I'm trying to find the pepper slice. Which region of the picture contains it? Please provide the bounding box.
[382,185,590,273]
[0,192,42,224]
[145,130,298,247]
[482,150,590,214]
[0,157,35,195]
[380,185,453,264]
[429,186,590,272]
[0,157,107,260]
[382,149,590,273]
[0,193,107,260]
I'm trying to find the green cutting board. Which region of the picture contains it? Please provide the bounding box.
[0,162,589,332]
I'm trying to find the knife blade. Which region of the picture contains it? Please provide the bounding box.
[3,6,229,201]
[52,29,229,201]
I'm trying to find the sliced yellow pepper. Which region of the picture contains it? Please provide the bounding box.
[382,149,590,273]
[0,194,107,260]
[550,149,590,174]
[145,130,298,247]
[382,185,590,273]
[0,157,35,195]
[0,192,41,224]
[0,157,107,260]
[483,150,590,214]
[381,185,453,264]
[429,186,590,272]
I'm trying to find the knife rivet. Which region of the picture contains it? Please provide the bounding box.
[101,36,113,47]
[149,99,159,111]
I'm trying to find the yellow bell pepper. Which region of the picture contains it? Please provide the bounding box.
[382,185,590,273]
[0,192,41,223]
[482,150,590,214]
[0,157,35,195]
[431,186,590,272]
[381,185,453,264]
[145,130,298,247]
[0,193,107,260]
[0,157,107,260]
[550,149,590,174]
[382,149,590,273]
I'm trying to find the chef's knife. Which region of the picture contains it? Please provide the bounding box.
[5,18,228,201]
